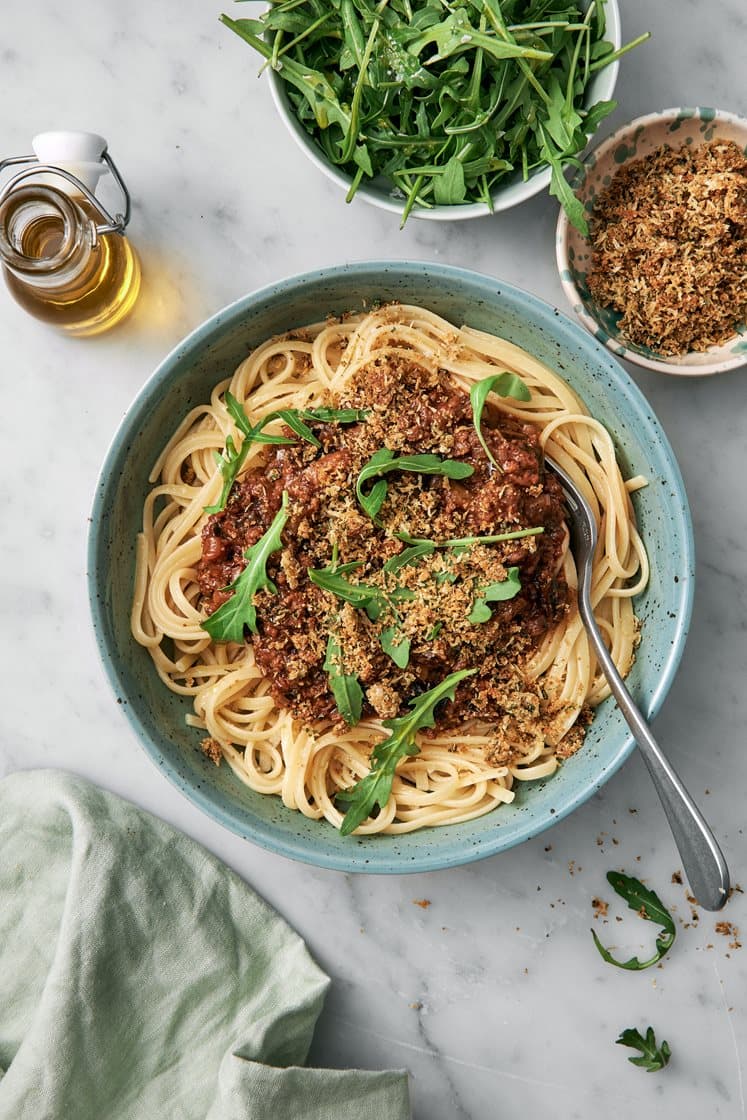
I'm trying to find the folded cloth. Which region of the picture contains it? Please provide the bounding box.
[0,770,410,1120]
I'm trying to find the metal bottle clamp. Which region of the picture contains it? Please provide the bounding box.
[0,149,131,241]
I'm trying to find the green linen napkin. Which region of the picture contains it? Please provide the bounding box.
[0,770,410,1120]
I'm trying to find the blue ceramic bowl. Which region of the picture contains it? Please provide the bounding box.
[88,263,694,873]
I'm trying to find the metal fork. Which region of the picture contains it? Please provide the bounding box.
[547,457,730,911]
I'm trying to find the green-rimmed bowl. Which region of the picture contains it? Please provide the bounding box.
[88,262,694,873]
[556,107,747,375]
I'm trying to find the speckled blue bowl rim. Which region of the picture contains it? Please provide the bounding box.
[88,261,694,874]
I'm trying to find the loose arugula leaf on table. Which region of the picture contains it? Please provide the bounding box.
[468,566,521,623]
[356,450,474,520]
[591,871,676,970]
[201,492,289,643]
[324,634,364,726]
[469,372,532,469]
[616,1027,671,1073]
[221,2,649,227]
[337,668,476,836]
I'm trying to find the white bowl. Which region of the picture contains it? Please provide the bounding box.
[556,107,747,375]
[268,2,621,222]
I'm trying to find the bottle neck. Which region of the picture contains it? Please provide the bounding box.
[0,184,95,288]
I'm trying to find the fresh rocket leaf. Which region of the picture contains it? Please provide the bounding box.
[383,543,436,573]
[308,565,381,620]
[379,626,411,669]
[205,436,244,516]
[537,122,593,236]
[337,668,476,835]
[222,3,647,226]
[616,1027,671,1073]
[275,405,371,448]
[309,563,413,625]
[435,569,458,585]
[397,526,544,549]
[324,634,364,726]
[224,393,296,446]
[201,493,289,643]
[356,451,474,520]
[469,372,531,470]
[207,396,369,514]
[274,409,321,448]
[355,449,395,520]
[468,566,521,623]
[434,155,466,205]
[591,871,676,971]
[299,407,370,425]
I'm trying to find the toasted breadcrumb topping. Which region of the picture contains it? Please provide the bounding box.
[201,737,223,766]
[587,140,747,355]
[198,352,572,763]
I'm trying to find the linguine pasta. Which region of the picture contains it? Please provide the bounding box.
[131,304,648,835]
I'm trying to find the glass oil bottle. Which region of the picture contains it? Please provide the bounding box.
[0,132,140,336]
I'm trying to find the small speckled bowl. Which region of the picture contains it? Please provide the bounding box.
[88,262,694,873]
[556,107,747,375]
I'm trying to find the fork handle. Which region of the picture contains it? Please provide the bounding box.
[580,592,730,911]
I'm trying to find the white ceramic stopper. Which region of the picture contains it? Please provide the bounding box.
[32,131,108,193]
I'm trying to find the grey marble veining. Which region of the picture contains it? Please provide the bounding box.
[1,1,746,1116]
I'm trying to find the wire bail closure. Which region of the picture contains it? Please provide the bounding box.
[0,149,131,239]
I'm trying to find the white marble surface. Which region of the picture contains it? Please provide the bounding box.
[1,1,746,1116]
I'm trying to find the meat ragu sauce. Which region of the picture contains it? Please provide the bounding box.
[197,355,569,747]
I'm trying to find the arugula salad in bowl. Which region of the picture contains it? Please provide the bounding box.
[221,0,647,225]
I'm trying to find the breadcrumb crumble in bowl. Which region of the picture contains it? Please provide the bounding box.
[556,107,747,376]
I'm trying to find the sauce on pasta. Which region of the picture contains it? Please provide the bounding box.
[131,304,648,834]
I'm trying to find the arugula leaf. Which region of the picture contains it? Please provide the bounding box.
[616,1027,671,1073]
[201,492,289,643]
[355,448,395,520]
[308,562,414,627]
[380,626,411,669]
[206,396,369,514]
[337,668,476,835]
[299,407,369,425]
[538,123,590,236]
[591,872,677,971]
[434,569,458,585]
[324,634,364,726]
[204,396,297,515]
[277,404,370,447]
[205,436,243,517]
[383,542,436,573]
[469,372,531,469]
[274,409,321,448]
[468,566,521,623]
[544,76,583,152]
[308,564,381,620]
[434,154,466,205]
[356,451,474,520]
[396,527,543,549]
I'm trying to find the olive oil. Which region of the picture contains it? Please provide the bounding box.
[0,192,140,335]
[0,132,140,335]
